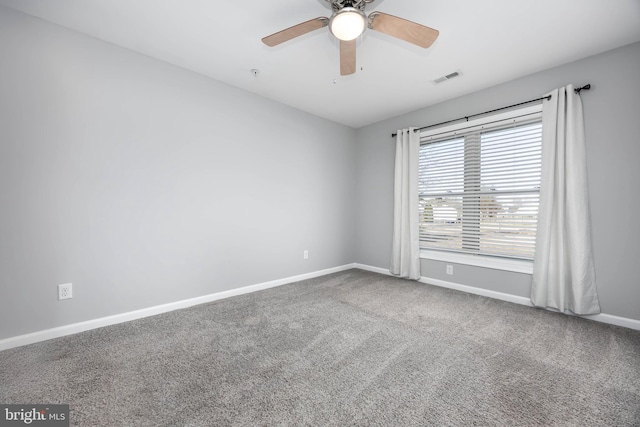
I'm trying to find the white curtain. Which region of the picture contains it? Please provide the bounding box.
[531,84,601,315]
[390,128,421,280]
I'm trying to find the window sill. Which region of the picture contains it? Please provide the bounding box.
[420,249,533,274]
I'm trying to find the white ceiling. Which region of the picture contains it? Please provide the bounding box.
[1,0,639,128]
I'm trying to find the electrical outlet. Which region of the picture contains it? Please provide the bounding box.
[303,250,309,260]
[446,265,453,275]
[58,283,72,300]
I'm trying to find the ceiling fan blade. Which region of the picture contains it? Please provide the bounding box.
[368,12,439,48]
[262,17,329,47]
[340,39,356,76]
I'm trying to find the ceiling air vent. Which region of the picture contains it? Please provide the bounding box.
[433,71,461,84]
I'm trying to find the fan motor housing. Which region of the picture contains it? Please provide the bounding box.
[326,0,372,12]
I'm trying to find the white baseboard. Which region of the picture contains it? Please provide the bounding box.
[420,276,533,306]
[355,263,640,331]
[582,312,640,330]
[421,276,640,330]
[353,263,391,276]
[3,262,636,352]
[0,264,357,352]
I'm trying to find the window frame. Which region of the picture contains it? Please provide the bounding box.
[418,104,542,274]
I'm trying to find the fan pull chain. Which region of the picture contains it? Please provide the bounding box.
[332,34,339,84]
[359,32,365,72]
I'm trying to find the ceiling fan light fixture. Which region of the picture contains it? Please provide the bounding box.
[329,7,367,41]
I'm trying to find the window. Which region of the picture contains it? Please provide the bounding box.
[418,106,542,265]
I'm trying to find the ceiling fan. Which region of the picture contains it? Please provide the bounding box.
[262,0,439,76]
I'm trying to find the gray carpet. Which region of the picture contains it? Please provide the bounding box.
[1,269,639,426]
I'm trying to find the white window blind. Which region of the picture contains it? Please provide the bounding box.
[418,108,542,260]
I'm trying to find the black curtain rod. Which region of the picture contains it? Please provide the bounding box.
[391,84,591,138]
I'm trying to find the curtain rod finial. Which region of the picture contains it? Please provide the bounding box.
[575,84,591,94]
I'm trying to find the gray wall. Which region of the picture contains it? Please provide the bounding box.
[0,7,356,340]
[2,5,638,342]
[355,42,640,321]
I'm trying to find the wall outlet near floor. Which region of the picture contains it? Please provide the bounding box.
[446,265,453,275]
[58,283,72,300]
[303,250,309,260]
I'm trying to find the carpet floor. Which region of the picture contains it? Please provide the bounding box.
[1,269,639,426]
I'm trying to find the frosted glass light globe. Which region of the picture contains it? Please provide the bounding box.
[329,8,367,41]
